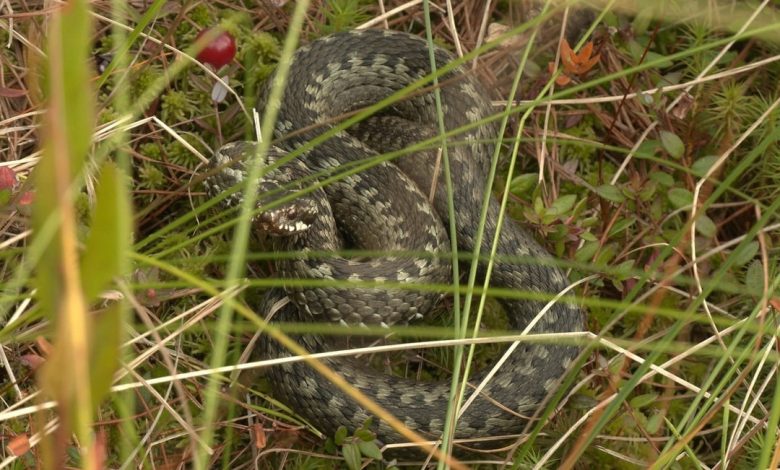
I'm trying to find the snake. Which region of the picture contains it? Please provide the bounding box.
[205,29,583,456]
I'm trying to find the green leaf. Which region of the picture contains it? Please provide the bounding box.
[695,215,717,238]
[0,189,11,206]
[509,173,538,195]
[636,139,660,159]
[595,243,616,267]
[81,162,132,303]
[357,440,383,460]
[660,131,685,159]
[644,51,674,69]
[667,188,693,209]
[595,184,625,203]
[647,413,663,434]
[659,71,683,86]
[649,172,674,187]
[630,393,659,409]
[533,196,545,216]
[52,0,95,179]
[609,217,636,237]
[89,303,122,408]
[575,240,599,263]
[549,194,577,216]
[324,438,338,454]
[691,155,719,177]
[731,241,758,266]
[613,260,636,281]
[30,0,98,450]
[342,442,362,470]
[627,41,673,68]
[334,426,348,446]
[744,260,764,294]
[354,428,374,442]
[632,7,653,36]
[637,180,657,201]
[32,0,96,321]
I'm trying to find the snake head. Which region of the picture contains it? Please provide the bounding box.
[208,141,319,236]
[256,196,317,235]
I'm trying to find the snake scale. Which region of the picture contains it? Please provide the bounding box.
[206,30,583,455]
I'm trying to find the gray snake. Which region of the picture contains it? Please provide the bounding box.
[206,30,583,456]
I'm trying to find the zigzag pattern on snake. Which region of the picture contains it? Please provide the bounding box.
[206,29,583,454]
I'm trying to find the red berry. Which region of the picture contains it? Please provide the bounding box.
[196,28,236,69]
[17,191,34,206]
[0,166,16,190]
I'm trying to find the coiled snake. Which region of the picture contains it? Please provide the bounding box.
[206,30,583,455]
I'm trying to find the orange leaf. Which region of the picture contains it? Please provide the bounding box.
[548,61,573,87]
[559,39,601,76]
[578,42,594,63]
[7,435,30,456]
[582,54,601,72]
[252,424,267,449]
[90,428,107,470]
[556,74,573,86]
[560,39,578,74]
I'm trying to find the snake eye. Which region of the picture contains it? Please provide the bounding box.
[257,200,316,236]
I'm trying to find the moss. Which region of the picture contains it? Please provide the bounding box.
[164,133,207,169]
[321,0,372,34]
[138,162,166,190]
[161,89,196,123]
[131,65,162,101]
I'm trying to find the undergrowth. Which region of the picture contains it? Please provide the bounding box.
[1,0,779,469]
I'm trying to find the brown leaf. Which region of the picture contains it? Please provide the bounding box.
[7,435,30,456]
[671,92,695,120]
[20,353,46,370]
[36,336,53,356]
[90,428,107,470]
[274,429,300,448]
[0,87,27,98]
[252,424,267,449]
[486,22,527,49]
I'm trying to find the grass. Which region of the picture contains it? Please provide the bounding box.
[1,0,780,468]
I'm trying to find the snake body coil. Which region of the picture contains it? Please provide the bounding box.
[207,30,583,454]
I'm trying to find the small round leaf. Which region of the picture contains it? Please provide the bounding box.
[595,184,625,203]
[358,440,384,460]
[342,443,362,470]
[667,188,693,209]
[695,215,717,238]
[334,426,348,446]
[660,131,684,159]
